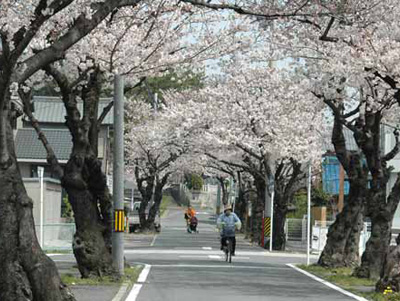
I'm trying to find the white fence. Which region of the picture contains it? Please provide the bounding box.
[312,220,371,255]
[35,223,75,251]
[285,218,371,254]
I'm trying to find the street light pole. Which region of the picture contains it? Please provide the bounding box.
[112,74,125,276]
[38,166,44,248]
[307,162,312,265]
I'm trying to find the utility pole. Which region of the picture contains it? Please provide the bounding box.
[112,74,125,276]
[216,183,221,215]
[307,162,312,265]
[264,174,274,250]
[38,166,44,248]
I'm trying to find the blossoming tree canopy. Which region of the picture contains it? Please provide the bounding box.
[163,64,324,164]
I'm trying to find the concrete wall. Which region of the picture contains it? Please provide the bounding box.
[383,127,400,229]
[24,178,62,226]
[19,163,31,178]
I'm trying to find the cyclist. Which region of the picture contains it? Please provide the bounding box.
[184,205,196,233]
[217,206,241,256]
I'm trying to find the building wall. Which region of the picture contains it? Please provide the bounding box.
[24,178,62,226]
[19,163,31,178]
[383,127,400,229]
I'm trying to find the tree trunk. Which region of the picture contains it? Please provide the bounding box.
[145,173,170,230]
[272,203,287,251]
[62,155,113,278]
[356,212,391,279]
[357,177,400,279]
[318,116,367,267]
[318,189,364,267]
[252,176,266,244]
[56,69,114,278]
[217,177,229,206]
[0,102,74,300]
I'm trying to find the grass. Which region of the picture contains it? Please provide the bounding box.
[160,195,174,217]
[45,249,72,254]
[61,265,143,286]
[298,265,400,301]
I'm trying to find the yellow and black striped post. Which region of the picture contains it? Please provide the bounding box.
[114,209,125,232]
[264,217,271,237]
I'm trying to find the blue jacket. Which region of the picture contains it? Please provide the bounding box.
[217,212,241,237]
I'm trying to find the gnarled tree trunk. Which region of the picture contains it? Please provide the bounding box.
[62,155,113,278]
[318,191,364,267]
[45,67,114,277]
[356,175,400,279]
[318,117,366,267]
[0,96,74,300]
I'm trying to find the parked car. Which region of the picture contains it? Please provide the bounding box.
[127,201,161,233]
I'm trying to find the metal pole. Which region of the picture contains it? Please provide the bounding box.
[216,183,221,215]
[38,167,44,248]
[269,189,274,252]
[307,162,312,265]
[113,74,125,276]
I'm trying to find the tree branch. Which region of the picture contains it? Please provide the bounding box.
[383,129,400,162]
[18,87,64,178]
[14,0,143,84]
[180,0,330,20]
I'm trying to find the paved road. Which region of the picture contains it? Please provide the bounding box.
[125,205,355,301]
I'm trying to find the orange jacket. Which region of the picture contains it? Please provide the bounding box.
[186,208,196,218]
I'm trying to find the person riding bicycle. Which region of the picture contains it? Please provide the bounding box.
[184,205,196,233]
[217,206,241,256]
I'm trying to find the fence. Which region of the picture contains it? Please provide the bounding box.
[285,218,372,254]
[285,218,308,252]
[35,223,76,251]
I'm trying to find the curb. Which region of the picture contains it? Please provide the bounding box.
[111,281,132,301]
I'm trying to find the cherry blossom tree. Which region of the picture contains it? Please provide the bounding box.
[125,100,196,230]
[185,0,400,281]
[0,1,157,300]
[162,63,324,248]
[16,0,247,277]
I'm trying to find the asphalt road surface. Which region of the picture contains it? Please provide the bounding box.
[125,205,355,301]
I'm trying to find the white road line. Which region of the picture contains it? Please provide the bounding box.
[151,264,290,270]
[150,235,157,247]
[287,264,368,301]
[179,255,208,258]
[125,250,267,256]
[125,284,143,301]
[202,247,212,250]
[137,264,151,283]
[208,255,222,259]
[125,264,152,301]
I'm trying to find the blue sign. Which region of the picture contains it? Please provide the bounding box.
[322,156,349,195]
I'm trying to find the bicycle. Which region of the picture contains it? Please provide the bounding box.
[223,237,234,263]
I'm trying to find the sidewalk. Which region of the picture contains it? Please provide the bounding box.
[56,260,126,301]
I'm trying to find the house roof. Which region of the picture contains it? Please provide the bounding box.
[32,96,114,125]
[15,128,72,161]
